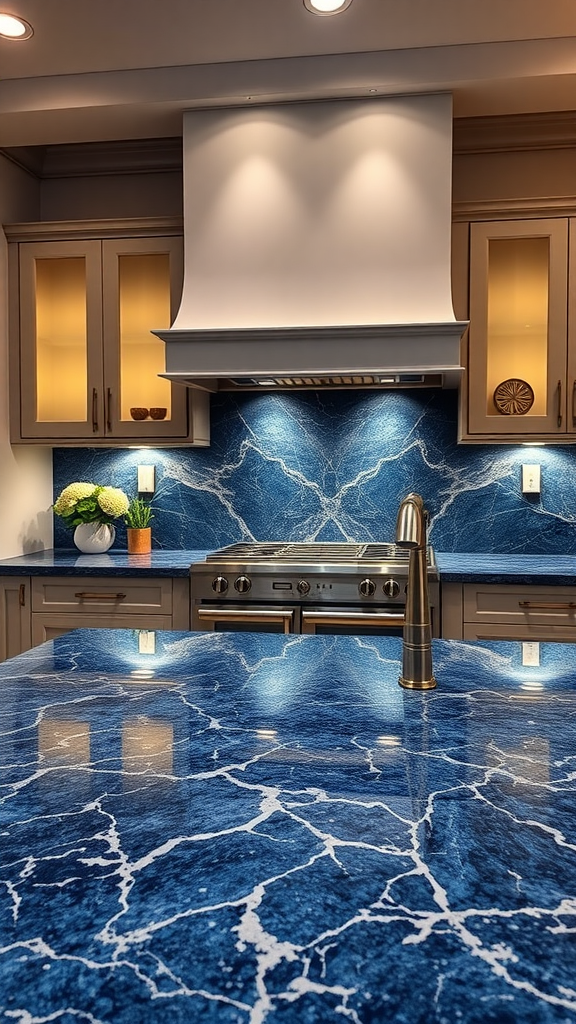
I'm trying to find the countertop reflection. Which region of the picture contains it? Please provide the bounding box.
[1,629,576,1023]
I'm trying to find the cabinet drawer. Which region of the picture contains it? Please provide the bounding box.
[463,622,576,642]
[31,614,172,646]
[31,576,173,615]
[463,584,576,628]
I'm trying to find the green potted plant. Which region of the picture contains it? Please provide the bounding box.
[124,498,154,554]
[53,481,129,553]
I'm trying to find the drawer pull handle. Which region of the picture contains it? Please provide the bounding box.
[557,379,562,428]
[74,592,127,601]
[19,583,25,607]
[106,388,113,432]
[92,388,98,432]
[518,600,576,610]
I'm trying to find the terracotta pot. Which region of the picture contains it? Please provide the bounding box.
[126,527,152,554]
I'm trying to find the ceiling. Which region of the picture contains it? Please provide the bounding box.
[0,0,575,147]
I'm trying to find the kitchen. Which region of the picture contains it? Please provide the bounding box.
[1,2,576,1021]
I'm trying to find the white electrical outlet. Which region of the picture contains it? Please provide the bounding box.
[137,464,155,494]
[522,642,540,667]
[138,630,156,655]
[521,464,541,494]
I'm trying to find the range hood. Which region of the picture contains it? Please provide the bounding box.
[155,92,467,391]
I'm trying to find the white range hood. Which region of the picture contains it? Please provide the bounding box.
[155,92,467,391]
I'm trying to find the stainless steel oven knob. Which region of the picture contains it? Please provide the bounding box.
[383,578,400,598]
[234,575,252,594]
[359,578,376,598]
[212,575,229,594]
[297,579,310,595]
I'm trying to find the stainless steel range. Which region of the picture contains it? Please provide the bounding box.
[190,542,440,637]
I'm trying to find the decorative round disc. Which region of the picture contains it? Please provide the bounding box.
[493,378,535,416]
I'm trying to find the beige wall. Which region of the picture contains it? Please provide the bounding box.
[0,154,53,558]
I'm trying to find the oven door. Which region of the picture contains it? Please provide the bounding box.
[194,604,299,634]
[301,606,405,636]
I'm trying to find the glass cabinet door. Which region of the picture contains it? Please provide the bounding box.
[102,236,188,438]
[19,240,104,438]
[566,219,576,432]
[468,219,569,436]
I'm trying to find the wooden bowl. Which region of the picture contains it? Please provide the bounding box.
[149,407,167,420]
[130,407,149,420]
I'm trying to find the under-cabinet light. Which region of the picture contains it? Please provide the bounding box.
[376,735,402,747]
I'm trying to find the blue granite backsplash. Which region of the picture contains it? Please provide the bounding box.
[53,390,576,553]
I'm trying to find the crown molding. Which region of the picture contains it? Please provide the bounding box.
[453,110,576,154]
[452,196,576,222]
[3,216,183,242]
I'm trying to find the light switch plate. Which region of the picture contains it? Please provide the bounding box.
[137,464,155,494]
[521,464,541,494]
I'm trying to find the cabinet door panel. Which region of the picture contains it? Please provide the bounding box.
[468,219,568,436]
[19,240,104,438]
[102,237,188,438]
[567,218,576,431]
[0,577,32,661]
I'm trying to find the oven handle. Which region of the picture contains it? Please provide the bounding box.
[302,609,405,630]
[196,608,295,634]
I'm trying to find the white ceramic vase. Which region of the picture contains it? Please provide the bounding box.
[73,523,116,554]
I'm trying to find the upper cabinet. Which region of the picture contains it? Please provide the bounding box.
[460,215,576,442]
[6,219,210,446]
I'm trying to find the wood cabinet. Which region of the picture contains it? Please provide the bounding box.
[459,213,576,442]
[0,577,32,662]
[0,575,190,660]
[6,219,210,446]
[442,581,576,641]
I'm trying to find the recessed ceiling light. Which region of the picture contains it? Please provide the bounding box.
[0,12,33,39]
[303,0,353,15]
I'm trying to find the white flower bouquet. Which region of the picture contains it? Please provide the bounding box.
[53,481,130,528]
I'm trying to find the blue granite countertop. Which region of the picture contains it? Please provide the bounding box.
[436,552,576,586]
[1,549,575,586]
[1,628,576,1023]
[0,549,211,577]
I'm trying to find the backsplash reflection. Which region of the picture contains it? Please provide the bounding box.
[53,390,576,553]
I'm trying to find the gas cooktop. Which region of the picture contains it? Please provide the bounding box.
[200,541,437,574]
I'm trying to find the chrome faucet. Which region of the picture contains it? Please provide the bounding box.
[395,492,436,690]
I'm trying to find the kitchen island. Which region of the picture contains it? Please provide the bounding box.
[1,629,576,1023]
